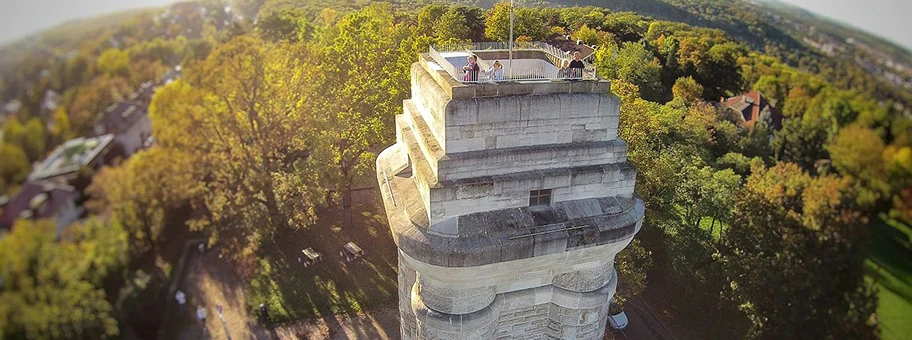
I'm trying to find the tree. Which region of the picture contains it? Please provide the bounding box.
[63,53,93,89]
[484,2,548,42]
[436,7,470,41]
[702,42,745,99]
[772,113,829,171]
[596,42,665,102]
[79,217,130,281]
[558,7,606,31]
[66,75,132,134]
[127,37,187,65]
[256,9,307,42]
[312,5,407,212]
[150,35,332,256]
[1,117,46,162]
[0,219,122,339]
[50,107,75,146]
[704,168,741,235]
[87,147,198,255]
[722,163,876,339]
[612,239,652,309]
[601,12,648,42]
[417,4,446,35]
[0,144,29,194]
[826,123,889,203]
[672,76,703,103]
[96,48,131,78]
[753,75,785,104]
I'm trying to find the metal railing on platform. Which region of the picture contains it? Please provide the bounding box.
[428,41,598,84]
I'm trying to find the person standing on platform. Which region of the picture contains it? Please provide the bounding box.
[568,51,585,79]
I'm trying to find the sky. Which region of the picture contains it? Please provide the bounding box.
[776,0,912,51]
[0,0,178,44]
[0,0,909,51]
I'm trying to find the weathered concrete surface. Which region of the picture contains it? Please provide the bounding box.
[377,56,644,339]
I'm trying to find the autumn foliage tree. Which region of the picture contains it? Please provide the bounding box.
[723,163,876,339]
[87,147,199,255]
[0,219,127,340]
[150,35,332,256]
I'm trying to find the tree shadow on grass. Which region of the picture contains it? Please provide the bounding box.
[249,189,399,337]
[867,216,912,302]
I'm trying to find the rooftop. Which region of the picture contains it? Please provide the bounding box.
[0,180,78,230]
[95,100,148,135]
[428,41,598,84]
[28,134,115,181]
[722,91,782,130]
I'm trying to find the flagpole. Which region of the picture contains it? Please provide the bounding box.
[509,0,514,79]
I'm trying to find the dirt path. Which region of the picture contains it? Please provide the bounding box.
[272,308,400,340]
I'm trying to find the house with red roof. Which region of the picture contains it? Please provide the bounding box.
[722,91,783,130]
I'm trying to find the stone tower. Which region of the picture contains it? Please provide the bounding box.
[376,47,645,340]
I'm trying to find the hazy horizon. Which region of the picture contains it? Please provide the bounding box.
[775,0,911,52]
[0,0,178,45]
[0,0,909,52]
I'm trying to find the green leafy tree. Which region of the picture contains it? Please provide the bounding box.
[63,53,93,89]
[87,147,198,255]
[312,4,407,210]
[0,219,122,339]
[601,12,648,42]
[436,7,470,41]
[484,2,548,42]
[596,42,665,102]
[723,163,876,339]
[826,124,889,203]
[256,9,308,42]
[0,144,29,194]
[50,107,75,146]
[2,117,46,162]
[127,36,187,65]
[96,48,131,78]
[612,239,652,309]
[150,35,331,256]
[671,76,703,103]
[772,113,829,171]
[417,4,446,35]
[753,75,785,103]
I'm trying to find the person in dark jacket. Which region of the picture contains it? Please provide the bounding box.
[463,55,480,82]
[568,51,585,79]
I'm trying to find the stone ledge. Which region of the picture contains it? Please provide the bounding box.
[378,144,644,268]
[409,270,618,335]
[417,55,611,100]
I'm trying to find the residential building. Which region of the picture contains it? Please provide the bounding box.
[722,91,783,130]
[28,134,115,183]
[0,180,81,235]
[93,100,151,157]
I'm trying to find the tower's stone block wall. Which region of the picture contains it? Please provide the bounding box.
[377,54,645,339]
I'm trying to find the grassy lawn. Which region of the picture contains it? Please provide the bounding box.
[866,215,912,340]
[697,215,727,241]
[246,188,400,323]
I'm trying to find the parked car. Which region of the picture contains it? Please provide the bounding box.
[340,242,364,262]
[608,311,629,330]
[300,247,324,267]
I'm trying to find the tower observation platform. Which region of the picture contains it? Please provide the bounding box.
[376,42,645,340]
